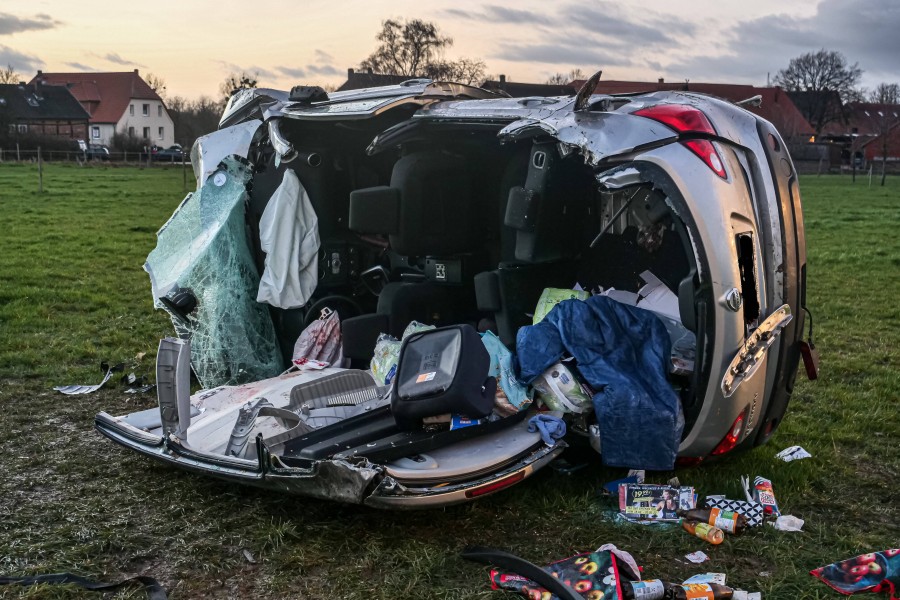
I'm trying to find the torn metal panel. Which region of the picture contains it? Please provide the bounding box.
[499,110,677,166]
[190,119,262,188]
[145,156,282,388]
[54,362,123,395]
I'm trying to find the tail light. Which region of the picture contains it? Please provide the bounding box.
[710,412,746,456]
[464,471,526,499]
[633,104,727,179]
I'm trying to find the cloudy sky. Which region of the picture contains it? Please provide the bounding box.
[3,0,898,99]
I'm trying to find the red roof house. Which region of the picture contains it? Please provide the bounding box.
[28,69,174,147]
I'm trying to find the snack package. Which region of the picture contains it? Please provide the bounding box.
[533,362,592,413]
[618,483,696,522]
[532,287,589,324]
[751,476,781,517]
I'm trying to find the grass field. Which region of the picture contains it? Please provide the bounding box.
[0,163,897,599]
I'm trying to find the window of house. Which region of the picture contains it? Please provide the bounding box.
[158,105,162,117]
[143,127,150,139]
[128,126,135,136]
[91,126,100,139]
[17,124,28,133]
[158,126,164,139]
[142,103,150,116]
[130,104,134,116]
[8,124,14,134]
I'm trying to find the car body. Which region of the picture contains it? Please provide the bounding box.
[154,144,185,162]
[95,76,811,508]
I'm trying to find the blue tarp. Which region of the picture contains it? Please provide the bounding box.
[515,295,682,470]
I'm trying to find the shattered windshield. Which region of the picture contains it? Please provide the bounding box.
[145,156,282,387]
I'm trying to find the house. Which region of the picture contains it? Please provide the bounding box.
[28,69,174,147]
[570,79,815,143]
[0,81,90,141]
[481,75,575,97]
[838,103,900,169]
[336,68,413,92]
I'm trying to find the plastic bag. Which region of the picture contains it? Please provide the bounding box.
[292,309,343,367]
[369,321,436,385]
[480,331,531,414]
[533,362,593,413]
[532,287,589,324]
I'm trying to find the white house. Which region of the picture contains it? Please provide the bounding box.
[29,69,175,147]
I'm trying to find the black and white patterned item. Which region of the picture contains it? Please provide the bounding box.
[704,496,765,527]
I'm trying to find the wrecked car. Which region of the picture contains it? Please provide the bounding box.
[95,74,814,508]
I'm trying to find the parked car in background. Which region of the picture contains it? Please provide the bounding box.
[85,143,110,161]
[154,144,185,162]
[95,75,816,508]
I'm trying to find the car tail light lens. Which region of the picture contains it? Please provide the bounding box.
[710,412,746,456]
[633,104,727,179]
[464,471,526,499]
[675,456,705,467]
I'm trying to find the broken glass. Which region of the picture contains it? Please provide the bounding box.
[145,156,282,387]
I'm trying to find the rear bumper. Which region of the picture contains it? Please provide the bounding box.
[95,411,561,508]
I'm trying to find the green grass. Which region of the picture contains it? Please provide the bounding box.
[0,164,898,599]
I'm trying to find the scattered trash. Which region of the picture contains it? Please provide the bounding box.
[369,321,435,384]
[811,549,899,598]
[54,362,124,395]
[733,591,762,600]
[679,507,749,535]
[683,520,724,545]
[742,475,781,517]
[527,414,566,446]
[619,484,696,522]
[135,351,147,361]
[759,572,771,578]
[602,474,640,496]
[0,572,167,599]
[775,445,812,462]
[685,551,710,564]
[242,548,256,564]
[462,545,639,600]
[772,515,805,532]
[667,476,681,488]
[705,496,765,528]
[628,469,646,484]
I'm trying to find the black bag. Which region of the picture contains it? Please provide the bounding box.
[391,325,496,431]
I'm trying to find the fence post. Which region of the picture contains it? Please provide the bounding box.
[38,147,44,193]
[182,153,187,191]
[869,165,873,187]
[16,143,20,162]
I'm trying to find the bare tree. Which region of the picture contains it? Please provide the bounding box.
[360,18,485,85]
[0,64,20,84]
[220,72,258,105]
[146,72,167,99]
[775,49,863,134]
[870,83,900,105]
[545,68,585,85]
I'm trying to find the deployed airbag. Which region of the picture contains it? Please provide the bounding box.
[256,169,320,309]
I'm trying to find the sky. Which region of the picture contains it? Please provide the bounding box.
[3,0,899,100]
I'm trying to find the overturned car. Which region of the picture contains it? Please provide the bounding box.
[95,75,814,508]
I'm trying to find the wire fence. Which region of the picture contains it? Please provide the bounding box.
[0,147,189,165]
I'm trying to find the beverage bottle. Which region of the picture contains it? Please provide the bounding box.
[682,520,724,545]
[620,579,667,600]
[665,582,734,599]
[677,507,748,535]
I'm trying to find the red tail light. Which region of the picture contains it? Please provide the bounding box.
[633,104,727,179]
[464,471,526,498]
[710,412,746,456]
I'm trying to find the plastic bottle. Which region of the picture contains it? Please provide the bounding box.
[677,507,749,535]
[665,582,734,599]
[620,579,667,600]
[682,520,725,545]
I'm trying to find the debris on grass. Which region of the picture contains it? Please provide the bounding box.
[685,550,710,564]
[775,445,812,462]
[53,361,124,395]
[772,515,805,532]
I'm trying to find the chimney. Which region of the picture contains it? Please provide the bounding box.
[347,67,354,77]
[37,70,43,76]
[658,77,664,84]
[366,67,373,74]
[134,69,139,75]
[499,74,506,83]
